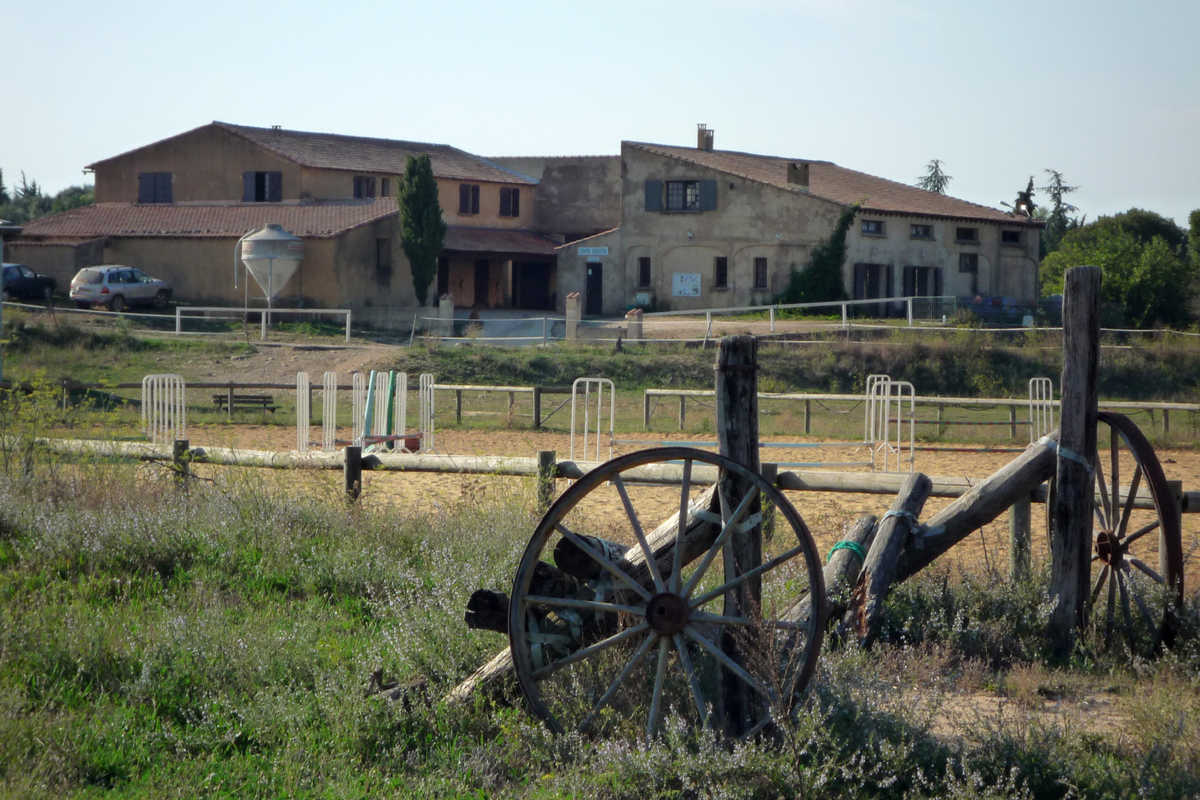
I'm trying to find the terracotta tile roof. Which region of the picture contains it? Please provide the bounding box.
[442,226,558,256]
[17,200,398,240]
[88,122,535,186]
[626,141,1039,226]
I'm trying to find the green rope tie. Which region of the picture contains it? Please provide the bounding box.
[826,540,867,564]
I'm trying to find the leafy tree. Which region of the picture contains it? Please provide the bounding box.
[1040,209,1195,327]
[1038,169,1079,256]
[0,169,8,206]
[915,159,951,194]
[397,154,446,307]
[50,185,94,214]
[775,205,856,305]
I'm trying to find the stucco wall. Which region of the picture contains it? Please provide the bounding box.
[554,229,622,315]
[92,126,299,203]
[437,179,533,229]
[844,214,1040,304]
[490,156,621,240]
[617,143,842,312]
[4,239,106,287]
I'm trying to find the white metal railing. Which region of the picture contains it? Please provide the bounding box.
[419,373,436,453]
[570,377,616,462]
[351,372,366,446]
[174,306,351,342]
[296,372,310,453]
[141,373,186,446]
[322,371,337,451]
[1029,377,1055,443]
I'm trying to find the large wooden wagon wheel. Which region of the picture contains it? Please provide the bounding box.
[508,447,826,738]
[1047,411,1184,654]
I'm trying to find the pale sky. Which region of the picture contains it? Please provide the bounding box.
[5,0,1197,227]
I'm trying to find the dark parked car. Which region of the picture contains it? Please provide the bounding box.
[1,262,57,302]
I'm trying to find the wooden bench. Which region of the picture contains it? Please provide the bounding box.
[212,393,278,413]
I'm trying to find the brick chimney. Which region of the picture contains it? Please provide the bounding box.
[697,123,714,151]
[787,161,810,190]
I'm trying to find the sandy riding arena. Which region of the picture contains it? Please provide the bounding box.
[185,423,1200,589]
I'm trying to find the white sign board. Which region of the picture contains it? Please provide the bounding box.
[577,246,609,256]
[672,273,701,297]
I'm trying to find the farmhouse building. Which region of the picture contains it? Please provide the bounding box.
[13,122,1041,326]
[547,127,1043,316]
[11,122,561,326]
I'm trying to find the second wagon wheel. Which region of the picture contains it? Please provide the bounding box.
[509,447,826,738]
[1047,411,1184,654]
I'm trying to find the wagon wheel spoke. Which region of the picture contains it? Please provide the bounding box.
[612,475,666,593]
[579,631,657,733]
[1122,520,1159,548]
[1104,563,1117,645]
[673,632,709,728]
[1115,464,1143,540]
[555,523,651,601]
[681,485,760,598]
[689,541,811,608]
[646,638,670,737]
[1128,557,1165,585]
[531,622,649,679]
[1123,564,1160,635]
[525,595,646,617]
[1115,569,1136,651]
[671,459,693,594]
[1093,452,1112,530]
[1089,564,1110,609]
[684,627,773,702]
[1109,426,1120,533]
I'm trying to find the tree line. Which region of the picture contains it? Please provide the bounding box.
[0,169,94,225]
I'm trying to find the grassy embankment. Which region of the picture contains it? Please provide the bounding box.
[1,318,1199,797]
[5,315,1200,447]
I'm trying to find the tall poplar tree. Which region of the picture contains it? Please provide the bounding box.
[398,154,446,306]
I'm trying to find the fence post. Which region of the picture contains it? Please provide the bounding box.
[678,395,686,431]
[715,335,761,736]
[537,450,556,514]
[1163,408,1171,434]
[937,404,945,436]
[456,389,463,424]
[804,399,811,434]
[906,297,913,326]
[769,306,775,333]
[175,307,181,334]
[643,391,651,430]
[1009,406,1017,440]
[173,439,189,491]
[227,383,234,419]
[1009,493,1032,580]
[1049,265,1101,655]
[533,387,542,429]
[542,316,548,346]
[841,303,848,329]
[344,445,362,502]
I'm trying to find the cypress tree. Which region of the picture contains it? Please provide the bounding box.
[398,155,446,306]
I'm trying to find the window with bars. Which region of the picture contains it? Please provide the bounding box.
[666,180,701,211]
[910,223,934,240]
[637,256,651,288]
[861,219,885,236]
[753,257,768,289]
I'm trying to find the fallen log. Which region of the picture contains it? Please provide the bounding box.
[783,514,877,628]
[844,474,932,647]
[895,434,1059,583]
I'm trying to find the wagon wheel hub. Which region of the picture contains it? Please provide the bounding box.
[645,592,690,636]
[1095,530,1120,567]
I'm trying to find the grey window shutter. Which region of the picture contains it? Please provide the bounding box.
[138,174,153,203]
[853,263,866,299]
[885,265,894,298]
[156,173,172,203]
[268,172,282,202]
[512,189,519,217]
[699,179,717,211]
[242,172,254,202]
[902,266,915,297]
[644,180,662,212]
[934,267,943,296]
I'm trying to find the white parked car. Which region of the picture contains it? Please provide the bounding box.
[69,265,172,311]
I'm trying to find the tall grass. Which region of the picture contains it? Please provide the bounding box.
[1,453,1198,797]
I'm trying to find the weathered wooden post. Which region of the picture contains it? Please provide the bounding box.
[344,445,362,502]
[537,450,556,513]
[533,387,542,429]
[1049,265,1101,654]
[715,335,760,736]
[1009,492,1032,580]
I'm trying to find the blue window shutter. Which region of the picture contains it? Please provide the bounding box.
[644,180,662,212]
[156,172,172,203]
[242,172,254,202]
[137,173,153,203]
[699,179,717,211]
[902,266,915,296]
[268,172,282,202]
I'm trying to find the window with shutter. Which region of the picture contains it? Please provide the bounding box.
[714,256,728,289]
[459,184,480,215]
[137,172,172,203]
[644,180,662,212]
[354,176,377,199]
[499,187,520,217]
[753,257,768,289]
[244,171,282,202]
[638,257,652,288]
